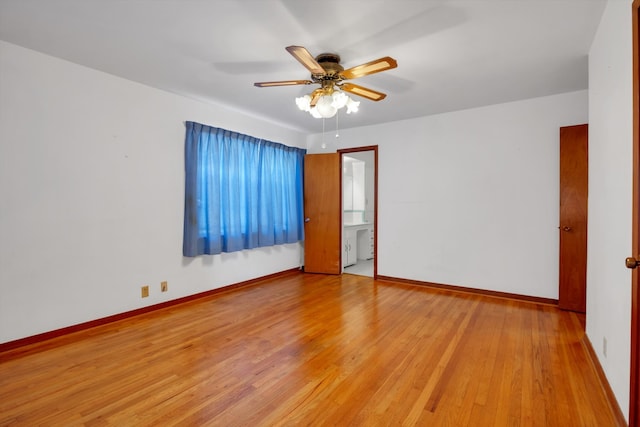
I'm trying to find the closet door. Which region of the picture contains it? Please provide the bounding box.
[558,124,588,313]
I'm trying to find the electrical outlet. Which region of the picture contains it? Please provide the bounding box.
[603,337,608,358]
[161,281,168,292]
[141,285,149,298]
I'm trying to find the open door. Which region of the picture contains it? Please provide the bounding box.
[303,153,341,274]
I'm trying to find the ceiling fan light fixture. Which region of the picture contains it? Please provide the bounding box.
[309,107,323,119]
[257,45,397,121]
[295,94,312,112]
[295,89,358,119]
[331,91,349,109]
[316,95,338,118]
[346,97,360,114]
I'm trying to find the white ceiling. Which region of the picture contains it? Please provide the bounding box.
[0,0,606,134]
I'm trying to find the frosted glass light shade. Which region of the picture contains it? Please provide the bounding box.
[346,97,360,114]
[316,95,337,118]
[331,91,349,109]
[295,95,311,112]
[309,107,322,118]
[295,90,358,118]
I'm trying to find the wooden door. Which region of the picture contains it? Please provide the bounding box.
[559,124,588,313]
[630,1,640,424]
[303,153,341,274]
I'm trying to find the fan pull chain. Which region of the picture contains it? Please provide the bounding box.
[335,111,340,139]
[321,118,326,149]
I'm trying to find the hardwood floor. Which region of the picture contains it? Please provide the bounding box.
[0,272,623,426]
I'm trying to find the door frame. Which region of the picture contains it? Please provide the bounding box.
[338,145,378,278]
[631,1,640,424]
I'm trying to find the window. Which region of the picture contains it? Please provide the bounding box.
[183,122,305,256]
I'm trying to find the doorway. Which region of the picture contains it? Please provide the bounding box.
[339,146,378,278]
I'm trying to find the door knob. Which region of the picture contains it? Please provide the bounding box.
[304,218,310,223]
[561,226,572,232]
[626,257,640,269]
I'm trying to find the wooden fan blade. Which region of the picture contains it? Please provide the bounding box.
[340,56,398,80]
[254,80,312,87]
[341,83,387,101]
[285,46,325,75]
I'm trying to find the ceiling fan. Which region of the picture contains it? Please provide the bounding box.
[254,46,397,117]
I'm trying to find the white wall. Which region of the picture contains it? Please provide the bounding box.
[0,41,306,344]
[587,0,633,419]
[309,90,588,299]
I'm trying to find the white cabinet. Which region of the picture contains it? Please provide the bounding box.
[343,224,374,268]
[357,226,374,260]
[343,229,357,267]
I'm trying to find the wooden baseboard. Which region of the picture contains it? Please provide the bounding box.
[582,335,628,426]
[0,268,301,354]
[376,275,559,306]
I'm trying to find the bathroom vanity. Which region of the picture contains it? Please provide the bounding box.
[343,222,374,267]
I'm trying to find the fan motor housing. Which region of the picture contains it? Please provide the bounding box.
[314,53,344,80]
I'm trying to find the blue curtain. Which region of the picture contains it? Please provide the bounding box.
[183,121,306,256]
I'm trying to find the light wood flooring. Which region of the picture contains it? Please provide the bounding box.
[0,272,623,426]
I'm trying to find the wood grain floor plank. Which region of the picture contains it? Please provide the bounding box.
[0,272,623,426]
